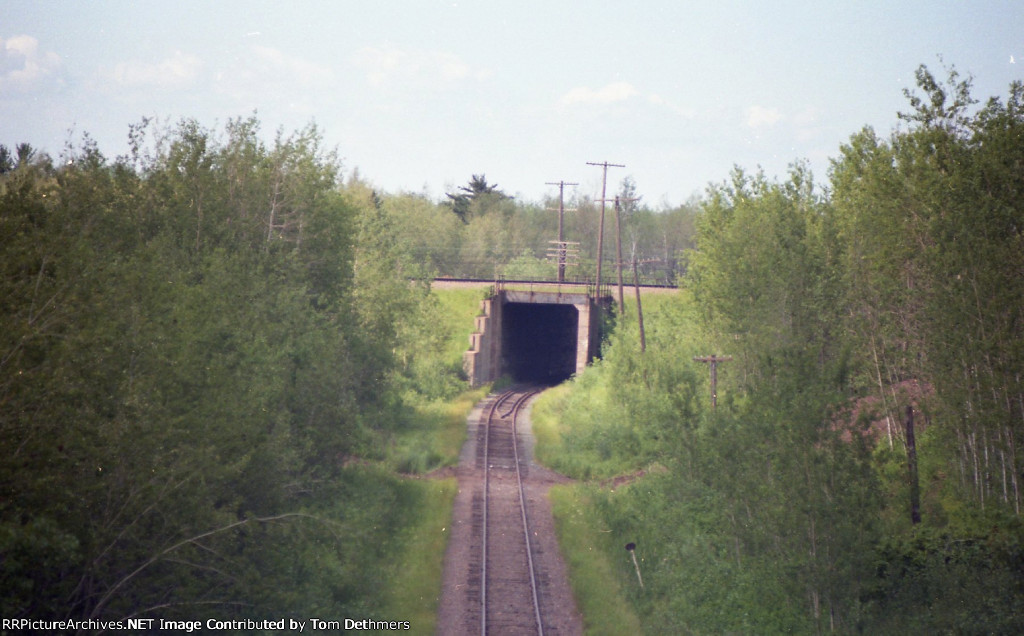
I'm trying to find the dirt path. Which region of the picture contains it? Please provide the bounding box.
[435,393,582,635]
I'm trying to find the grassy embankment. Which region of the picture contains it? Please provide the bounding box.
[531,292,685,635]
[382,287,672,634]
[372,286,489,634]
[533,286,1024,633]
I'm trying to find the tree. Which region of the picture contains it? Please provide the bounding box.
[0,117,410,622]
[832,67,1024,513]
[0,145,13,174]
[445,174,510,223]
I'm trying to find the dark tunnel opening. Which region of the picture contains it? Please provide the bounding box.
[502,302,579,384]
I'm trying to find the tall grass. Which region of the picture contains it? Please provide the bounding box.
[385,286,491,473]
[549,484,642,635]
[370,287,488,631]
[373,477,458,635]
[530,375,636,480]
[432,287,490,365]
[534,288,691,634]
[386,387,489,474]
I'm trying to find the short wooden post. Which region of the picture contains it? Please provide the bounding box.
[625,542,644,588]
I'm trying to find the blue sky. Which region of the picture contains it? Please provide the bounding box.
[2,1,1022,206]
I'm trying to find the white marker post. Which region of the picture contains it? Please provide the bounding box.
[625,542,644,589]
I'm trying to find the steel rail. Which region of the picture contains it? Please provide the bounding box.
[479,387,544,636]
[510,389,544,636]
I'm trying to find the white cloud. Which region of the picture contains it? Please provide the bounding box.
[211,46,335,113]
[0,35,63,94]
[351,45,488,87]
[647,93,696,118]
[745,105,782,128]
[246,46,334,87]
[108,50,203,90]
[558,82,639,107]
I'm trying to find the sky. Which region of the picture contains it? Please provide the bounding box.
[1,1,1022,207]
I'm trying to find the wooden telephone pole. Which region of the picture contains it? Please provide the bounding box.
[593,193,640,312]
[547,240,580,278]
[613,194,641,313]
[586,161,624,288]
[628,244,659,352]
[693,354,732,408]
[546,180,578,282]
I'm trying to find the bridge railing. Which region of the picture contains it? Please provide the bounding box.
[494,275,610,298]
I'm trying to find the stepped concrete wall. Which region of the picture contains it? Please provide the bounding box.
[463,295,503,387]
[463,290,607,387]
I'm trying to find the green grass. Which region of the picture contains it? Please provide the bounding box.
[530,383,571,467]
[531,371,645,480]
[549,484,642,636]
[386,387,489,474]
[383,286,489,473]
[432,286,490,364]
[365,288,489,631]
[532,292,677,634]
[373,477,458,635]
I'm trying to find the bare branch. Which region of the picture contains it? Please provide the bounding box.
[87,512,321,620]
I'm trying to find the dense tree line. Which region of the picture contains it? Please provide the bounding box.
[371,173,696,285]
[0,111,688,624]
[0,117,453,623]
[5,61,1021,631]
[832,66,1024,513]
[541,66,1024,633]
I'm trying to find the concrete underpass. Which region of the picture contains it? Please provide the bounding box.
[502,302,579,384]
[463,286,610,387]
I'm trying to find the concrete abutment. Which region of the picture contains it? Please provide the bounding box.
[463,289,609,386]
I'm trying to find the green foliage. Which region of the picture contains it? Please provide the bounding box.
[381,191,463,276]
[6,60,1023,632]
[501,247,556,280]
[548,485,642,636]
[370,173,697,283]
[538,67,1024,634]
[862,524,1024,633]
[833,67,1024,512]
[444,173,510,223]
[375,478,457,634]
[383,387,488,475]
[531,293,704,480]
[0,117,427,624]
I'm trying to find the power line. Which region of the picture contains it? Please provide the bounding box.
[545,180,578,281]
[586,161,624,288]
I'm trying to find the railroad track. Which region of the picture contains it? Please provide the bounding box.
[475,386,545,635]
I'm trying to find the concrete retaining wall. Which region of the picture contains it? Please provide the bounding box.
[463,290,607,387]
[463,295,503,387]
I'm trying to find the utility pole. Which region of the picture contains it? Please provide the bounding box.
[593,193,640,313]
[586,161,624,289]
[693,354,732,408]
[546,240,580,279]
[546,180,578,282]
[611,194,641,314]
[629,242,659,353]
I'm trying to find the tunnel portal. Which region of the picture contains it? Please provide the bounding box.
[463,287,610,387]
[502,302,579,384]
